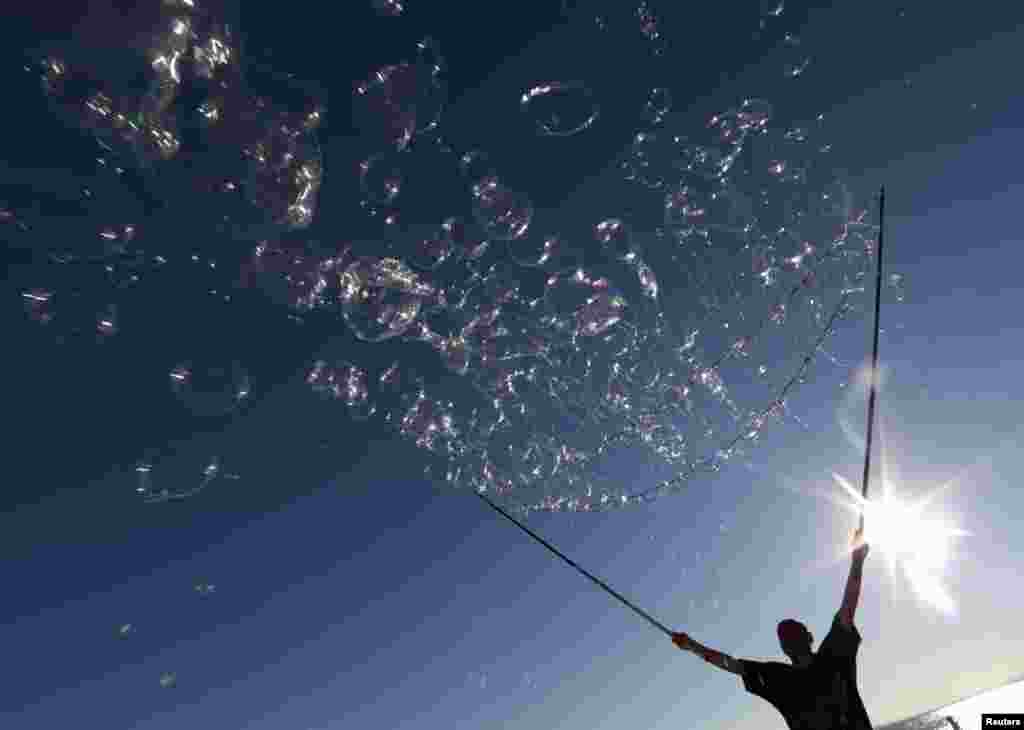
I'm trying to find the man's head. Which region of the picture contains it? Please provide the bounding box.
[777,619,814,664]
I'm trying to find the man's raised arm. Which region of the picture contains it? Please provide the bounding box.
[672,632,743,675]
[838,527,870,627]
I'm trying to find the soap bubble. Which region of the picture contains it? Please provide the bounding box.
[359,152,405,206]
[520,82,600,137]
[353,61,445,151]
[372,0,405,16]
[883,272,906,308]
[443,216,490,262]
[307,360,378,420]
[635,259,659,299]
[353,68,418,153]
[135,455,229,504]
[594,219,636,261]
[339,257,435,342]
[404,222,457,271]
[622,131,679,189]
[399,392,460,452]
[637,2,663,50]
[416,37,445,77]
[471,177,533,241]
[241,112,323,230]
[238,239,351,313]
[169,360,251,417]
[511,232,582,271]
[21,286,121,345]
[785,57,811,79]
[643,87,673,125]
[576,290,627,337]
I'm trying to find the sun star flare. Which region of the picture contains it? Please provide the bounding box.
[832,472,970,616]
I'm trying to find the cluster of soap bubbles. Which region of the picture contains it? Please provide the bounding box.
[13,0,888,515]
[32,5,324,236]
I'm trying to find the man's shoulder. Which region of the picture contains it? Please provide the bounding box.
[740,659,799,704]
[739,659,794,684]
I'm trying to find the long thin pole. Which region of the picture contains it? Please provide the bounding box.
[475,491,674,637]
[859,186,886,533]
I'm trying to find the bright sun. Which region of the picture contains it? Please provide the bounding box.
[831,472,971,616]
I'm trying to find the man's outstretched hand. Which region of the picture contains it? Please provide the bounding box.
[671,632,696,652]
[851,526,870,563]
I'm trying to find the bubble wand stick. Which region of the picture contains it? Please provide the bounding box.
[475,489,674,636]
[859,186,886,533]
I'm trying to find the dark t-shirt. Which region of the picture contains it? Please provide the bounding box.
[739,612,873,730]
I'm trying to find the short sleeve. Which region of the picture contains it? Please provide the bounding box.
[819,612,862,660]
[740,659,789,704]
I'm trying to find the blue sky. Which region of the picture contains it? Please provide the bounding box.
[3,2,1024,729]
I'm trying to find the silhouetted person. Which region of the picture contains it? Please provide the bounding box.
[672,528,873,729]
